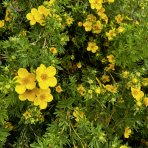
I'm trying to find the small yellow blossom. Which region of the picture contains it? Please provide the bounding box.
[124,127,131,138]
[4,122,13,130]
[36,64,57,89]
[49,47,57,54]
[117,26,124,33]
[78,21,83,27]
[15,68,36,94]
[5,9,12,22]
[142,78,148,86]
[115,14,123,24]
[132,78,138,84]
[143,97,148,107]
[77,62,82,68]
[107,54,115,64]
[105,84,117,93]
[86,14,97,22]
[0,20,5,28]
[89,0,103,10]
[122,71,129,78]
[101,75,110,83]
[95,87,101,94]
[106,29,116,40]
[56,85,63,93]
[66,17,74,26]
[73,107,85,122]
[34,88,53,109]
[131,87,144,101]
[23,111,31,119]
[77,84,86,96]
[83,21,92,31]
[87,42,99,53]
[92,20,103,34]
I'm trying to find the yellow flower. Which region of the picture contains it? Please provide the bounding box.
[92,20,103,34]
[83,21,92,31]
[66,17,74,26]
[4,122,13,130]
[36,64,57,89]
[105,84,117,93]
[73,107,85,122]
[117,26,124,33]
[34,88,53,109]
[23,111,31,119]
[101,75,110,83]
[15,68,36,94]
[56,85,63,93]
[49,47,57,54]
[77,62,82,68]
[122,71,129,78]
[19,88,37,101]
[87,42,99,53]
[131,87,144,101]
[5,9,12,22]
[107,54,115,64]
[124,127,131,138]
[26,8,45,26]
[95,87,101,94]
[115,14,123,24]
[38,5,50,17]
[0,20,5,28]
[86,14,97,22]
[78,21,83,27]
[143,97,148,107]
[77,84,86,96]
[142,78,148,86]
[106,28,116,40]
[89,0,103,10]
[120,145,128,148]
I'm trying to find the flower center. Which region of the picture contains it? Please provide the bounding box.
[40,94,45,100]
[41,74,48,81]
[22,77,30,85]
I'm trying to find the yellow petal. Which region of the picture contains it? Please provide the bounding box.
[18,68,29,78]
[26,82,36,90]
[36,64,46,75]
[15,85,26,94]
[26,13,34,20]
[30,20,36,25]
[46,94,53,102]
[48,77,57,87]
[19,93,27,101]
[46,66,56,77]
[31,8,38,15]
[38,81,50,89]
[39,101,47,109]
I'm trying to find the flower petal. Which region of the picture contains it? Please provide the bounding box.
[15,85,26,94]
[18,68,29,78]
[48,77,57,87]
[46,66,56,77]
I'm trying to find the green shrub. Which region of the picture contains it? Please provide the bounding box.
[0,0,148,147]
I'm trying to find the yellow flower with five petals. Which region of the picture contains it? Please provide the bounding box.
[15,68,36,94]
[36,64,57,89]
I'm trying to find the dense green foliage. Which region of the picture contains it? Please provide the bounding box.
[0,0,148,147]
